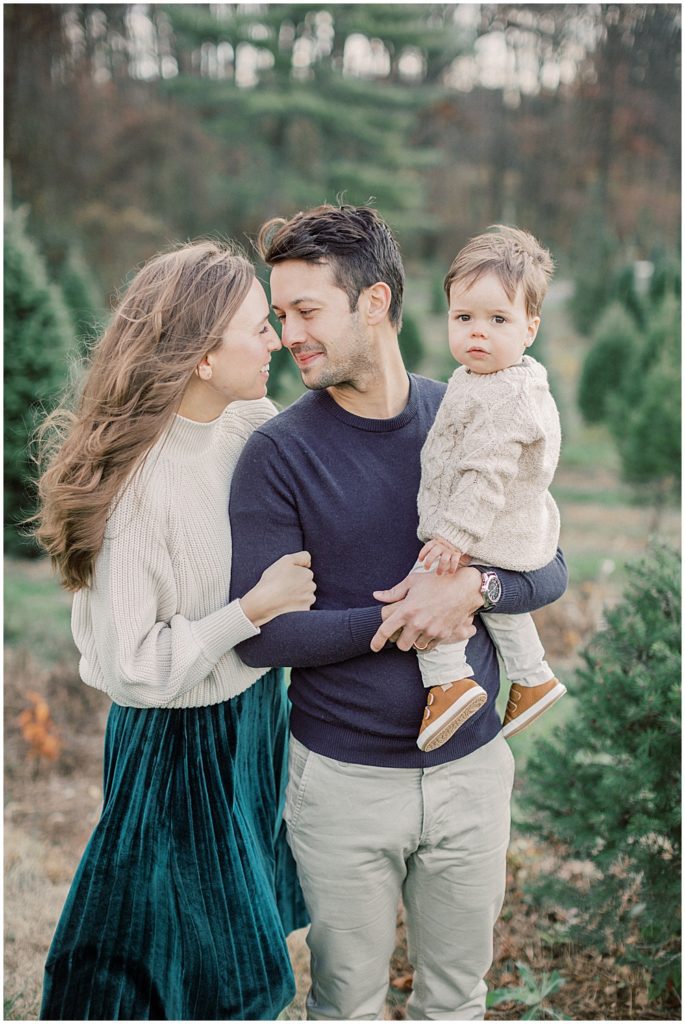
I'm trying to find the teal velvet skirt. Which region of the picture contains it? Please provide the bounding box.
[40,669,307,1021]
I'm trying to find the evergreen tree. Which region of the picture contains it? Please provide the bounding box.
[161,4,454,241]
[430,271,447,315]
[648,250,681,307]
[567,192,619,335]
[398,312,424,373]
[608,293,680,500]
[577,301,640,425]
[521,543,681,997]
[613,263,646,329]
[4,211,74,555]
[58,247,105,357]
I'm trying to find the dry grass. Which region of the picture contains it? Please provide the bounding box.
[4,648,109,1021]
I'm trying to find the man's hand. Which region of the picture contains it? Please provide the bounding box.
[370,566,483,652]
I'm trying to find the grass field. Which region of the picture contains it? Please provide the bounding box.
[4,279,679,1021]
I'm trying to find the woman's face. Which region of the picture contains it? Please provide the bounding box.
[205,278,281,405]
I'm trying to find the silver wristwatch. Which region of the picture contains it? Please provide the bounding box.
[480,571,502,610]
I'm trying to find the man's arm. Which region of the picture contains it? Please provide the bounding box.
[370,548,568,652]
[478,547,568,614]
[229,430,382,668]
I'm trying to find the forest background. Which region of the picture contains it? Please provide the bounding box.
[4,3,681,1021]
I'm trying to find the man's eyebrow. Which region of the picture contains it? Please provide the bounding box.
[271,296,319,310]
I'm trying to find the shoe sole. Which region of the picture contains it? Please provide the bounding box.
[418,692,488,752]
[501,682,567,739]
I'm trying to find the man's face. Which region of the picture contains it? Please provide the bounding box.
[269,260,375,391]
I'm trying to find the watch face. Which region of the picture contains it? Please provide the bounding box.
[484,573,501,605]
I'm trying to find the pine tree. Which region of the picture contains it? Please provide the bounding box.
[613,263,647,329]
[648,251,681,307]
[58,248,105,357]
[161,4,453,241]
[577,301,640,425]
[4,211,74,555]
[521,544,681,997]
[608,293,680,500]
[568,191,620,335]
[398,312,424,373]
[431,271,447,314]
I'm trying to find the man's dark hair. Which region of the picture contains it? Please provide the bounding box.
[257,204,405,327]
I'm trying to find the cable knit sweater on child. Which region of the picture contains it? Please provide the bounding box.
[71,399,274,709]
[417,355,561,572]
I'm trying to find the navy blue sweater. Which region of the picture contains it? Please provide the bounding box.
[229,374,567,768]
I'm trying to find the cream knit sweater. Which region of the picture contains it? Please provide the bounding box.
[417,356,561,572]
[71,399,276,709]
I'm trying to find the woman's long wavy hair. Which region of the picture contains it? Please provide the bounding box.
[34,239,255,592]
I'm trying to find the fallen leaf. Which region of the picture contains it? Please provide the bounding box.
[391,974,414,992]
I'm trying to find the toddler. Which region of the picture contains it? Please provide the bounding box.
[415,225,566,752]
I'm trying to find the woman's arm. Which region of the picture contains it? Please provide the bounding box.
[82,497,261,708]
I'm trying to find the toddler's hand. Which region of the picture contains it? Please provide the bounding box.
[419,536,464,575]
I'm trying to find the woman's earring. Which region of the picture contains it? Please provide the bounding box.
[198,364,213,381]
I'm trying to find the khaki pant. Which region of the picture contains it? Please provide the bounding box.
[284,732,514,1020]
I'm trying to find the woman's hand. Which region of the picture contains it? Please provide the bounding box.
[240,552,316,627]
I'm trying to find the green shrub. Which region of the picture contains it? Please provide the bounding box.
[577,302,640,425]
[4,211,74,554]
[521,544,681,997]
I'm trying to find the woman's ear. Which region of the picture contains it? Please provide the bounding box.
[196,356,213,380]
[362,282,392,325]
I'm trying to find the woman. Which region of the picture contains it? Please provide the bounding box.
[34,240,314,1020]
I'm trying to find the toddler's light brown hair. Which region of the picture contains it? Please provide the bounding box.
[444,225,555,318]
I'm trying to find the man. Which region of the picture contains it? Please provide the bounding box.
[229,204,567,1020]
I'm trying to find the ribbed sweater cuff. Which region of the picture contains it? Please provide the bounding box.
[191,600,260,664]
[349,606,384,646]
[431,526,477,555]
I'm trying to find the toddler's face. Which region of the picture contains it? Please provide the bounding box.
[447,273,539,374]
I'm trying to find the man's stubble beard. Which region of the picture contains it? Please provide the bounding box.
[301,317,377,393]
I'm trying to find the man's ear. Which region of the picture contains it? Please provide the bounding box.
[362,282,392,325]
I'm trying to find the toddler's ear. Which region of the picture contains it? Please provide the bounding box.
[525,316,540,347]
